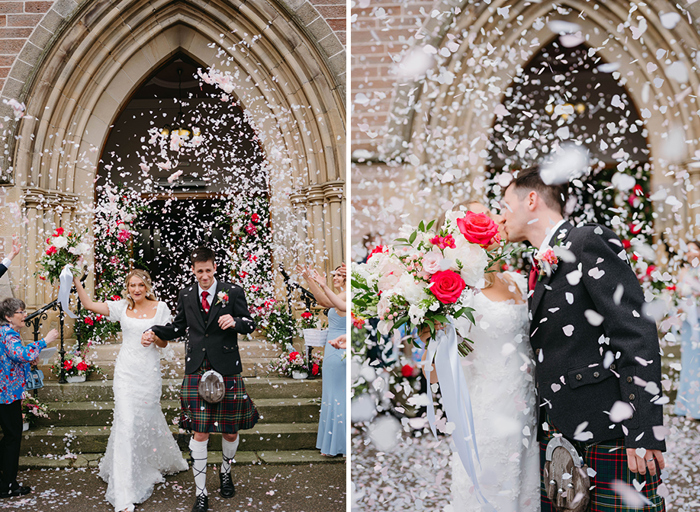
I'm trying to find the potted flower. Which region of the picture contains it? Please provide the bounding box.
[299,309,328,348]
[268,348,322,380]
[51,342,102,383]
[21,392,50,431]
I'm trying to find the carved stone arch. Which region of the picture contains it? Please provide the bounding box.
[7,0,345,307]
[384,0,700,232]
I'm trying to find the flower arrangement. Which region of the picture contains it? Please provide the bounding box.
[21,391,50,427]
[36,227,88,283]
[298,310,318,330]
[51,343,102,380]
[261,302,297,344]
[352,211,500,355]
[268,348,323,378]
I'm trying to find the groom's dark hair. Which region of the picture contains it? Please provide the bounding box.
[191,246,216,265]
[510,166,568,215]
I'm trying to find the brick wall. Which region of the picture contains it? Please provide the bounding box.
[310,0,346,45]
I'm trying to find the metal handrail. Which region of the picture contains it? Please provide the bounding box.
[278,266,317,310]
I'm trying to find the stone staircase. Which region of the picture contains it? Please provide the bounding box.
[19,336,341,468]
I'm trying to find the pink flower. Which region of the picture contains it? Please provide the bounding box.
[429,235,456,249]
[421,251,442,275]
[117,229,131,243]
[245,223,257,235]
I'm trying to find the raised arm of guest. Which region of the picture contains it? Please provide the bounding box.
[0,235,21,279]
[309,269,346,313]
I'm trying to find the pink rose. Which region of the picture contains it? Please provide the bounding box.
[456,212,499,247]
[429,270,466,304]
[421,251,442,275]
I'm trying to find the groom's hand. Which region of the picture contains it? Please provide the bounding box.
[218,314,236,330]
[626,448,665,476]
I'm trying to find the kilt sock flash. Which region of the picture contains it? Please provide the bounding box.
[189,438,208,496]
[221,436,239,474]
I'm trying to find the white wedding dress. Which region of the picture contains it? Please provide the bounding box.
[101,300,188,511]
[446,272,540,512]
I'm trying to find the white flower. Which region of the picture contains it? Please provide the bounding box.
[421,250,443,275]
[443,238,488,287]
[408,304,426,325]
[52,236,68,249]
[395,273,428,303]
[377,319,392,336]
[68,243,89,256]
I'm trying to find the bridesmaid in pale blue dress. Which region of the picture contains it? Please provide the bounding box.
[674,241,700,418]
[298,263,346,456]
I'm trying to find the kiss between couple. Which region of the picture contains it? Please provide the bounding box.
[424,167,666,512]
[74,246,258,512]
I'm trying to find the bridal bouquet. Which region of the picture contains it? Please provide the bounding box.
[36,227,89,283]
[352,210,500,355]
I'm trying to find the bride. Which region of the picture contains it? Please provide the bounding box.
[422,202,539,512]
[73,270,188,512]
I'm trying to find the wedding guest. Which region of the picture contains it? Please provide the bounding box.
[0,236,21,280]
[297,264,346,456]
[674,240,700,418]
[0,298,57,498]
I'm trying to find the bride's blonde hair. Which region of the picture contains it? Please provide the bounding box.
[438,200,497,289]
[121,269,157,309]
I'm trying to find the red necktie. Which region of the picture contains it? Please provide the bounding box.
[201,291,210,313]
[528,264,538,292]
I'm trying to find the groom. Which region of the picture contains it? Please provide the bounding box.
[501,167,666,511]
[143,246,259,512]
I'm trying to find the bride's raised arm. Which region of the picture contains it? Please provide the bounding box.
[72,275,110,317]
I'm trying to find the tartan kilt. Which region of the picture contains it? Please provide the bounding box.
[540,415,665,512]
[180,358,259,434]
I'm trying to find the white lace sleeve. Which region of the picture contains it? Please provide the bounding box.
[106,300,127,323]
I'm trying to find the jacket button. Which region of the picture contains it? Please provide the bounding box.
[610,364,616,370]
[593,372,600,378]
[576,374,582,380]
[627,376,633,383]
[629,393,635,400]
[205,334,209,338]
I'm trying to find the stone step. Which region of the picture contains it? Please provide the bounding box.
[84,340,285,361]
[18,449,343,469]
[36,377,323,402]
[34,398,320,427]
[20,423,320,455]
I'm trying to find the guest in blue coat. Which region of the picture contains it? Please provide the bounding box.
[0,298,57,498]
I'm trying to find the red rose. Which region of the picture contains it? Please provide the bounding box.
[84,317,94,326]
[76,361,88,372]
[631,254,639,262]
[111,295,122,301]
[251,213,260,223]
[429,270,466,304]
[288,351,300,363]
[311,363,319,376]
[622,239,631,249]
[46,246,57,255]
[629,223,643,235]
[301,312,312,319]
[63,360,73,370]
[96,315,103,322]
[54,227,64,236]
[367,245,386,260]
[401,364,414,378]
[646,265,656,277]
[456,212,499,247]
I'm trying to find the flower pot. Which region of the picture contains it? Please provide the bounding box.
[303,329,327,348]
[66,375,86,383]
[22,422,29,432]
[292,371,308,380]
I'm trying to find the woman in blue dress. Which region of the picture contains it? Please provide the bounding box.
[298,263,346,456]
[675,241,700,418]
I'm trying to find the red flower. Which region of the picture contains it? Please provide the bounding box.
[117,229,131,243]
[631,254,639,262]
[622,239,631,250]
[667,285,677,291]
[46,238,51,244]
[39,276,46,281]
[46,246,57,255]
[301,312,312,319]
[76,361,88,372]
[96,315,103,322]
[311,363,319,376]
[111,295,122,301]
[251,213,260,223]
[245,223,257,235]
[63,360,73,371]
[401,364,414,378]
[351,312,366,329]
[629,223,643,235]
[456,212,499,247]
[429,235,456,250]
[54,227,64,236]
[367,245,386,260]
[239,271,248,279]
[288,351,300,362]
[646,265,656,277]
[429,270,466,304]
[84,317,94,326]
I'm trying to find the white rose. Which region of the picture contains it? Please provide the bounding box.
[69,243,90,256]
[52,236,68,249]
[443,239,488,287]
[421,250,443,275]
[395,273,428,304]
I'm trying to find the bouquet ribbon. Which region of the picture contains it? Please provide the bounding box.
[424,322,492,510]
[57,265,77,319]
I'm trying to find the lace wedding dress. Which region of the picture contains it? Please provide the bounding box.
[446,273,540,512]
[100,300,188,512]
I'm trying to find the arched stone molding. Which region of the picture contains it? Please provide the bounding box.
[383,0,700,236]
[3,0,345,308]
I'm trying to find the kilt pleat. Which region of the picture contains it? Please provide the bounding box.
[540,415,665,512]
[180,358,259,433]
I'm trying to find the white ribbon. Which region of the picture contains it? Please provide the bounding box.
[57,265,77,318]
[424,322,493,510]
